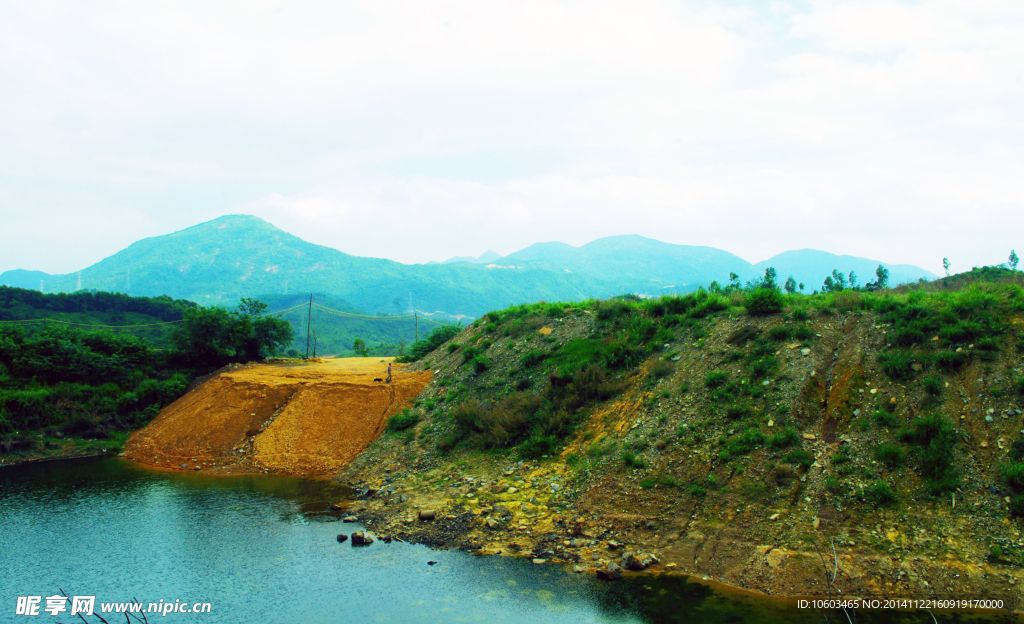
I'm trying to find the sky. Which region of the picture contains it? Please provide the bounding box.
[1,0,1022,276]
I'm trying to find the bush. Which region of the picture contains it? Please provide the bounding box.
[790,308,810,321]
[873,443,906,468]
[688,484,708,497]
[386,409,421,432]
[749,357,776,380]
[447,343,461,354]
[745,288,783,316]
[890,328,926,346]
[727,428,765,456]
[873,410,897,428]
[470,356,490,374]
[900,414,959,494]
[878,350,917,380]
[784,449,814,468]
[705,371,728,389]
[622,452,648,469]
[1001,462,1024,491]
[936,350,968,371]
[922,375,943,396]
[520,434,558,459]
[768,326,790,341]
[520,349,547,367]
[726,403,752,420]
[768,427,799,448]
[864,481,897,506]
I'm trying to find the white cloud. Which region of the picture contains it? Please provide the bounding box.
[1,0,1022,275]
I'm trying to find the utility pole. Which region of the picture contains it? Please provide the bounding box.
[415,311,418,343]
[305,294,312,359]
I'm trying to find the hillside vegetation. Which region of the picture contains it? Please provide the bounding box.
[0,286,197,348]
[339,267,1024,601]
[0,293,292,460]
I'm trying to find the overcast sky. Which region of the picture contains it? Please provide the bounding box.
[1,0,1022,275]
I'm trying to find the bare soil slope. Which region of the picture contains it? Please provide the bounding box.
[125,358,430,476]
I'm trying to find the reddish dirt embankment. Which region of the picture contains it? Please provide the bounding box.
[125,358,430,476]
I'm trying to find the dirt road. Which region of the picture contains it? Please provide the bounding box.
[124,358,431,476]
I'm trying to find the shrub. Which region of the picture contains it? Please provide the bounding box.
[790,308,810,321]
[386,409,421,432]
[749,357,776,380]
[784,449,814,468]
[900,414,959,494]
[727,428,765,456]
[471,356,490,374]
[922,375,943,396]
[1017,376,1024,396]
[824,476,843,494]
[1001,462,1024,491]
[873,443,906,468]
[791,324,815,340]
[939,321,984,343]
[520,349,547,367]
[726,402,752,420]
[461,346,482,364]
[872,410,897,428]
[768,326,790,341]
[768,427,799,448]
[705,371,728,389]
[622,452,648,469]
[447,343,461,354]
[520,434,558,459]
[936,350,968,371]
[679,382,690,394]
[878,350,917,380]
[864,481,897,506]
[689,484,708,497]
[890,328,925,347]
[745,288,783,316]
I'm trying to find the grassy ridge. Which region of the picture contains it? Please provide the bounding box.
[395,267,1024,505]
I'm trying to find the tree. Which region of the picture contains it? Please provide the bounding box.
[352,338,369,357]
[848,271,858,289]
[171,300,292,368]
[238,297,268,317]
[865,264,889,291]
[1009,250,1019,271]
[763,267,779,291]
[728,272,741,290]
[784,276,797,294]
[943,258,950,276]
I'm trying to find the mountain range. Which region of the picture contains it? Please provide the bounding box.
[0,215,935,318]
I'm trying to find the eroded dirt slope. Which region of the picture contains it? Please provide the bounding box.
[125,358,430,476]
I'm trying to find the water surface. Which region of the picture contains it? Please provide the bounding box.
[0,458,1016,623]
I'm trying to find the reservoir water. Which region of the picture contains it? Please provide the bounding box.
[0,457,1016,623]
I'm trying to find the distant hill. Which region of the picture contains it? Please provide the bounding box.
[6,215,937,317]
[33,215,616,317]
[754,249,936,292]
[502,235,760,293]
[0,269,57,290]
[436,250,503,265]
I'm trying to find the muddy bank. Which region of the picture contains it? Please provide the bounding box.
[125,358,431,476]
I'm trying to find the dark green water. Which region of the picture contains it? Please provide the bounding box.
[0,458,1016,623]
